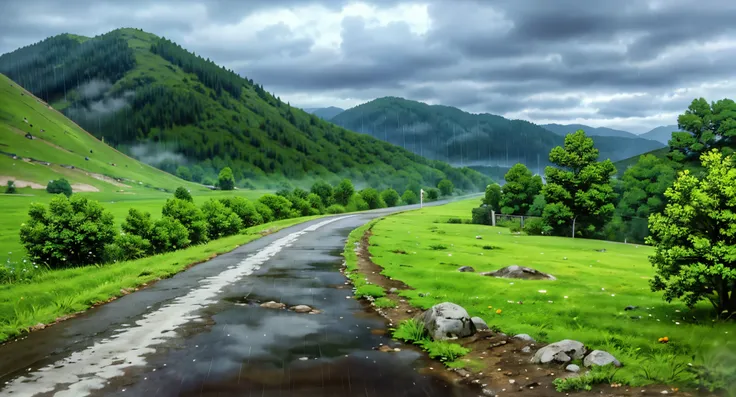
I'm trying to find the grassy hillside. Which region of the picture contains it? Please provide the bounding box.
[331,97,665,169]
[0,28,491,193]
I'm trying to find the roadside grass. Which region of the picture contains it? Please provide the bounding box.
[362,199,736,390]
[0,215,321,343]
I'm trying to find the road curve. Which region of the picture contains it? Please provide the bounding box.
[0,201,479,396]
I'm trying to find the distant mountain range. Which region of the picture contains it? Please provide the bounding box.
[639,125,682,145]
[330,97,666,176]
[303,106,344,120]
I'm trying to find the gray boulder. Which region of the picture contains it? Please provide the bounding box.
[290,305,313,313]
[420,302,476,340]
[458,266,475,272]
[471,316,489,330]
[565,364,580,373]
[260,301,286,309]
[583,350,622,367]
[531,339,586,364]
[513,334,536,342]
[481,265,556,280]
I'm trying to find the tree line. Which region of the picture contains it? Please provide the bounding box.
[473,97,736,316]
[14,177,455,275]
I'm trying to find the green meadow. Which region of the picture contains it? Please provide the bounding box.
[361,199,736,389]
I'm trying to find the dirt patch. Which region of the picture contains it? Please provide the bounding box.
[348,227,697,397]
[0,176,44,189]
[87,172,129,188]
[70,183,100,193]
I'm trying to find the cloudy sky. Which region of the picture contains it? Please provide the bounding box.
[1,0,735,133]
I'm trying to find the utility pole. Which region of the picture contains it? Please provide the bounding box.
[420,189,425,208]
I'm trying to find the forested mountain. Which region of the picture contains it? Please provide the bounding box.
[541,123,639,139]
[639,125,682,145]
[331,97,665,171]
[0,28,491,192]
[304,106,344,120]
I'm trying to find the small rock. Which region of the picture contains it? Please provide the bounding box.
[514,334,536,342]
[509,379,516,384]
[290,305,313,313]
[565,364,580,373]
[406,310,413,314]
[624,305,639,311]
[308,310,322,314]
[471,316,489,330]
[260,301,286,309]
[456,369,471,377]
[458,266,475,272]
[475,235,483,240]
[481,388,496,396]
[521,346,531,353]
[30,323,46,332]
[378,345,393,352]
[389,288,398,294]
[298,357,308,361]
[583,350,622,367]
[531,339,586,364]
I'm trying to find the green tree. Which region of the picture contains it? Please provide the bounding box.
[258,194,293,220]
[218,167,235,191]
[46,178,72,197]
[162,198,209,244]
[20,195,116,268]
[5,180,16,194]
[219,197,263,227]
[647,149,736,315]
[150,217,190,253]
[310,181,334,206]
[528,194,546,217]
[306,193,325,213]
[670,98,736,162]
[176,166,192,181]
[542,130,617,238]
[499,164,542,215]
[616,154,678,243]
[360,188,386,209]
[438,179,454,196]
[191,165,205,183]
[483,183,502,211]
[381,188,400,207]
[201,199,243,239]
[174,186,193,202]
[122,208,154,242]
[402,189,419,205]
[333,179,355,206]
[426,188,440,201]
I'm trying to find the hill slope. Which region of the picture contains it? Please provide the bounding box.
[541,123,639,139]
[304,106,344,120]
[330,97,665,169]
[0,73,202,194]
[639,125,682,145]
[0,28,490,192]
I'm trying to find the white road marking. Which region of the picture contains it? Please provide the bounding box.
[2,216,352,397]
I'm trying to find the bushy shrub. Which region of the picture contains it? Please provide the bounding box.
[471,206,493,225]
[438,179,454,196]
[122,208,154,239]
[306,193,324,212]
[524,218,550,235]
[426,188,440,201]
[401,190,418,205]
[104,234,151,263]
[219,197,263,227]
[311,181,334,206]
[46,178,72,197]
[174,186,193,202]
[360,188,386,209]
[20,195,116,268]
[5,180,16,194]
[218,167,235,190]
[258,194,293,220]
[381,188,400,207]
[255,201,274,223]
[346,194,369,212]
[290,196,312,217]
[201,199,243,239]
[333,179,355,206]
[161,198,209,244]
[326,204,346,214]
[150,217,190,253]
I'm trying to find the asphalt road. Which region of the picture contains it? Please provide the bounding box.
[0,200,481,397]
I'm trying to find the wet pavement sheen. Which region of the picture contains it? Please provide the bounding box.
[0,209,479,397]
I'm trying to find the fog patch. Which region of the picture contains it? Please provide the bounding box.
[79,79,113,100]
[129,142,187,166]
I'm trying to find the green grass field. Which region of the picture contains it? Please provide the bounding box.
[0,214,321,343]
[362,199,736,389]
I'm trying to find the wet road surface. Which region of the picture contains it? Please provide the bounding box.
[0,207,480,396]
